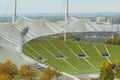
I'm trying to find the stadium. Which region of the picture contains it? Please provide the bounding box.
[0,15,120,79]
[1,0,120,80]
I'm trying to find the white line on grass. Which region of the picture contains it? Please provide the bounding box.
[83,58,98,71]
[104,44,111,63]
[92,43,102,57]
[62,58,80,71]
[75,41,88,57]
[61,41,79,58]
[37,41,57,58]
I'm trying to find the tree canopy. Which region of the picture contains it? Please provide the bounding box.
[0,60,18,78]
[40,67,62,80]
[19,64,37,80]
[100,61,114,80]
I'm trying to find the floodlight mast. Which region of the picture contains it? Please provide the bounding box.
[20,27,29,54]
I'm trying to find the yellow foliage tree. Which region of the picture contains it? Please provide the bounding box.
[115,61,120,79]
[0,60,18,78]
[54,69,62,80]
[39,67,62,80]
[40,67,53,80]
[0,73,11,80]
[57,34,64,40]
[19,65,37,80]
[100,61,114,80]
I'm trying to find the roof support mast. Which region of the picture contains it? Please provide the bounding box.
[12,0,17,23]
[64,0,69,41]
[65,0,69,22]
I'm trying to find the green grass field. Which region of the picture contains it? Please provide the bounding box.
[23,39,120,74]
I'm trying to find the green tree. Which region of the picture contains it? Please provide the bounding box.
[103,36,120,45]
[103,38,112,44]
[115,37,120,45]
[100,61,114,80]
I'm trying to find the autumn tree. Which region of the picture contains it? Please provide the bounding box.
[100,61,114,80]
[0,73,11,80]
[40,67,62,80]
[114,61,120,79]
[0,60,18,78]
[40,67,54,80]
[57,34,64,40]
[19,65,37,80]
[40,74,50,80]
[54,69,62,80]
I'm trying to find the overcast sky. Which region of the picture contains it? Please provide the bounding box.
[0,0,120,15]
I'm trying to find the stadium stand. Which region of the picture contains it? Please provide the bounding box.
[23,39,111,74]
